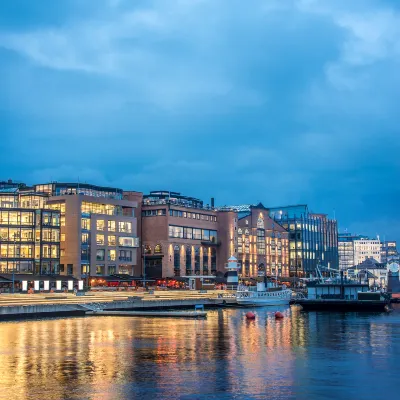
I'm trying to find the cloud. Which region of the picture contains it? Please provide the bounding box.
[1,0,400,241]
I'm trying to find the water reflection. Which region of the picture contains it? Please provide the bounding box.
[0,306,399,399]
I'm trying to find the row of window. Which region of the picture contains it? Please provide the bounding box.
[168,225,218,242]
[169,209,217,222]
[81,233,138,247]
[95,249,133,262]
[142,209,166,217]
[81,201,123,216]
[0,243,59,259]
[81,218,133,233]
[173,245,217,271]
[0,210,60,226]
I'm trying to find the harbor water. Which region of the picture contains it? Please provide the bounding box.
[0,305,399,400]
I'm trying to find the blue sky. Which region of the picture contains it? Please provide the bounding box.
[1,0,400,241]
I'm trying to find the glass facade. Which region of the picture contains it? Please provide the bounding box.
[269,206,338,277]
[0,208,60,275]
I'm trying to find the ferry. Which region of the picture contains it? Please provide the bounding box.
[236,280,292,306]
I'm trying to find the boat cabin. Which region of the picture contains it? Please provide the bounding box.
[307,281,369,300]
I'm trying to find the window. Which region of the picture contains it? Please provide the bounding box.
[186,246,192,272]
[81,233,89,244]
[81,264,89,274]
[195,247,200,272]
[193,228,202,240]
[108,249,116,261]
[203,230,210,241]
[96,249,105,261]
[118,237,138,247]
[61,233,66,242]
[108,221,116,232]
[210,230,217,243]
[97,220,105,231]
[119,221,132,233]
[169,225,183,238]
[184,227,193,239]
[108,235,116,246]
[67,264,73,275]
[203,248,209,273]
[211,248,217,272]
[154,244,162,253]
[119,250,132,261]
[96,234,105,245]
[174,246,180,273]
[96,265,104,275]
[108,265,116,275]
[144,245,152,254]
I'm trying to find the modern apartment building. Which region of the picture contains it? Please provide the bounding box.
[33,183,140,280]
[269,205,338,277]
[124,191,237,279]
[0,183,60,275]
[233,204,289,278]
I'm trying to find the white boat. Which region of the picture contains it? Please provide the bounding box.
[236,281,292,306]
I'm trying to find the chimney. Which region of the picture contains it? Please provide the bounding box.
[211,197,215,208]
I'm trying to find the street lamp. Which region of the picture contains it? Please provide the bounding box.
[143,244,146,289]
[12,232,17,294]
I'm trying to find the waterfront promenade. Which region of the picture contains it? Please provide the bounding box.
[0,290,234,319]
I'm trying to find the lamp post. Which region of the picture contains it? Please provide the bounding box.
[143,244,146,289]
[12,233,16,294]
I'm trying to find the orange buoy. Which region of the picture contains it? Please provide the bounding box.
[275,311,284,319]
[246,312,256,320]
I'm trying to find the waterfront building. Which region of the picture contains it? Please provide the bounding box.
[124,190,237,279]
[268,205,338,277]
[0,182,60,275]
[230,204,289,278]
[339,233,381,270]
[32,182,140,280]
[353,237,381,265]
[381,240,398,264]
[346,257,387,288]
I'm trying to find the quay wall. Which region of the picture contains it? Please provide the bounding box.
[0,298,224,320]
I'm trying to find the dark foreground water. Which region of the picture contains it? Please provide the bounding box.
[0,306,399,400]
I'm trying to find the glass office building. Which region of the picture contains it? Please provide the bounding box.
[0,186,60,275]
[269,205,338,277]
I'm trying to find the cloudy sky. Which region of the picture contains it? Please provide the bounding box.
[1,0,399,240]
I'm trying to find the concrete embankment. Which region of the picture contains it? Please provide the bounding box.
[0,292,230,320]
[86,310,208,318]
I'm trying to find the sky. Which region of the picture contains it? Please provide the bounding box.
[1,0,400,241]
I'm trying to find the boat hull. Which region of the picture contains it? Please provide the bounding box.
[237,298,290,307]
[236,289,292,307]
[295,299,390,312]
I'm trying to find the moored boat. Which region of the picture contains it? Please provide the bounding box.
[236,280,292,306]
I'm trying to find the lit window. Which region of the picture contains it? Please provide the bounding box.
[96,234,105,245]
[108,235,116,246]
[108,221,116,232]
[119,221,132,233]
[97,220,105,231]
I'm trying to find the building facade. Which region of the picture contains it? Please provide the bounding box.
[353,237,381,265]
[34,183,140,280]
[269,205,338,277]
[235,204,289,278]
[381,240,398,264]
[338,233,359,271]
[0,183,60,275]
[124,191,237,279]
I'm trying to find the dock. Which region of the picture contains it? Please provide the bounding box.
[86,310,207,318]
[0,290,236,320]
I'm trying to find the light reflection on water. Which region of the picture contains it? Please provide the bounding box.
[0,305,399,400]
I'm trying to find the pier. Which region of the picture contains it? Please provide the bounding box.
[0,290,233,320]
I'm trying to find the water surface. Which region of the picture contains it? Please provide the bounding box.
[0,306,399,399]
